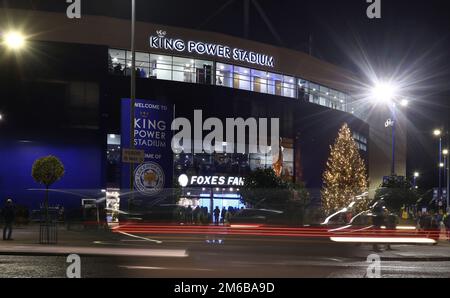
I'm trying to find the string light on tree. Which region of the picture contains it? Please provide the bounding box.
[321,123,369,215]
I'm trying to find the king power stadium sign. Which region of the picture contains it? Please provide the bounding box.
[150,30,275,68]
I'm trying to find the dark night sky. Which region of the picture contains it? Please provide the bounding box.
[3,0,450,190]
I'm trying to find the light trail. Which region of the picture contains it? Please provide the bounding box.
[110,224,441,242]
[330,237,437,244]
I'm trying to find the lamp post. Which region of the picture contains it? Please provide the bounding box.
[129,0,136,210]
[443,148,449,212]
[371,82,408,176]
[433,129,442,202]
[413,171,420,189]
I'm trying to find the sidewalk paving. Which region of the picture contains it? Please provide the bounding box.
[0,224,188,257]
[353,242,450,261]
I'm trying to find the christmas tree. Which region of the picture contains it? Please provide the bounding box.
[321,123,369,215]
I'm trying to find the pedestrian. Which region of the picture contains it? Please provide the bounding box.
[2,199,15,241]
[385,213,398,250]
[221,207,226,224]
[213,206,220,225]
[186,205,193,224]
[430,211,440,243]
[443,213,450,241]
[372,203,385,252]
[193,206,200,224]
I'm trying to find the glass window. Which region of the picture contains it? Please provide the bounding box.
[251,69,268,94]
[173,57,195,83]
[195,59,214,85]
[283,76,296,98]
[267,72,283,96]
[309,82,320,103]
[109,49,126,75]
[216,63,233,88]
[135,52,150,78]
[281,147,294,180]
[150,54,172,81]
[298,79,309,101]
[233,66,251,91]
[319,85,330,107]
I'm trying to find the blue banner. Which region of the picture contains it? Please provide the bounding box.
[121,98,173,197]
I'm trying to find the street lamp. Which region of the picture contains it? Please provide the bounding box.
[370,81,407,176]
[433,128,443,204]
[128,0,137,211]
[444,148,450,213]
[2,31,26,50]
[413,171,420,189]
[434,129,442,137]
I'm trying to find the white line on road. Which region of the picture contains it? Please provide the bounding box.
[118,265,213,271]
[118,231,163,244]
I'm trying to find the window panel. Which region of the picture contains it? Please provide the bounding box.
[267,72,283,96]
[173,57,195,83]
[109,49,126,75]
[251,69,268,93]
[150,54,172,80]
[283,76,296,98]
[233,66,251,91]
[195,59,214,85]
[216,63,233,87]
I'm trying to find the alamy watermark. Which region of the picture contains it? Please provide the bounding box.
[66,254,81,278]
[366,0,381,19]
[366,254,381,278]
[171,110,280,161]
[66,0,81,19]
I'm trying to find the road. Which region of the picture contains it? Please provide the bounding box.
[0,233,449,278]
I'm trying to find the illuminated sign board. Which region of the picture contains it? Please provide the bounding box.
[150,30,274,68]
[178,174,245,187]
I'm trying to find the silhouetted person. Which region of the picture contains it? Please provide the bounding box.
[213,206,220,225]
[444,212,450,242]
[113,63,123,75]
[186,205,193,224]
[2,199,15,241]
[192,206,200,224]
[221,207,226,224]
[385,213,398,250]
[372,203,385,252]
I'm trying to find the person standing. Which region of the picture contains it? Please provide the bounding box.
[213,206,220,225]
[221,207,227,224]
[385,213,398,250]
[186,205,193,224]
[372,203,385,252]
[2,199,15,241]
[444,212,450,241]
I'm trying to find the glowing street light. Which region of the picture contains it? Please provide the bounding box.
[443,149,449,156]
[400,99,409,107]
[413,171,420,188]
[370,80,407,175]
[3,31,26,50]
[433,128,444,202]
[371,82,398,104]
